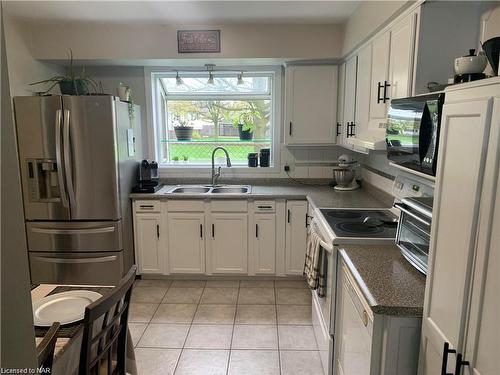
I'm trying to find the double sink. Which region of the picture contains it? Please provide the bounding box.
[166,185,252,195]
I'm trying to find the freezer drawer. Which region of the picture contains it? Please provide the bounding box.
[26,221,122,252]
[29,251,123,285]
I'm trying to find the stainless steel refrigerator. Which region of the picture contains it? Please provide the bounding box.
[13,95,140,285]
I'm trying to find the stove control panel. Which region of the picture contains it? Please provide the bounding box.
[393,175,434,201]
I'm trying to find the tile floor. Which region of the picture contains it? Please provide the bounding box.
[129,279,324,375]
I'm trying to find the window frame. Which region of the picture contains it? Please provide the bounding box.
[145,66,282,176]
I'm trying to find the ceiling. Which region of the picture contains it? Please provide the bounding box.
[4,1,360,25]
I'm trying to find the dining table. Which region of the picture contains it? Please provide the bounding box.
[31,284,137,375]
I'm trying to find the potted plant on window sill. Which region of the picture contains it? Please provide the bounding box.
[173,116,193,141]
[233,111,260,141]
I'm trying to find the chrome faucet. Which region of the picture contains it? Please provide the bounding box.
[211,147,232,187]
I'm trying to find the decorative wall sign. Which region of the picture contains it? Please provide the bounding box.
[177,30,221,53]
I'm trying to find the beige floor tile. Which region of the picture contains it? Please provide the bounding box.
[278,325,318,350]
[134,279,172,288]
[192,304,236,324]
[137,323,190,348]
[128,323,147,347]
[200,287,238,304]
[184,325,233,349]
[235,305,276,324]
[280,350,324,375]
[276,288,311,305]
[175,349,229,375]
[239,280,275,288]
[129,303,159,323]
[131,286,168,303]
[232,325,278,349]
[162,287,203,304]
[206,280,240,288]
[151,304,197,324]
[135,348,181,375]
[227,350,280,375]
[238,288,275,305]
[275,280,308,289]
[277,305,312,325]
[171,280,206,288]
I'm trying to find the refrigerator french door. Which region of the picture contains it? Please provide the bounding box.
[14,95,138,284]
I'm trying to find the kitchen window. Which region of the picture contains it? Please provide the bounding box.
[149,68,279,168]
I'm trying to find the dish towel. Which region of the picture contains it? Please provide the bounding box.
[304,221,326,297]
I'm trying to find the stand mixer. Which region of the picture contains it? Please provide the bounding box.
[332,154,360,191]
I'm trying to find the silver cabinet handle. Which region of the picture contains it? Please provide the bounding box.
[31,226,116,235]
[63,109,76,206]
[33,255,118,264]
[394,203,431,226]
[55,109,69,208]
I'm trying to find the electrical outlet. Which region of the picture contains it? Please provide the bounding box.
[284,165,290,172]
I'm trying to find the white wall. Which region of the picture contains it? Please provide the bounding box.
[341,1,410,56]
[2,15,63,96]
[31,22,344,62]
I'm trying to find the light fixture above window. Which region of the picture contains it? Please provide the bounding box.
[237,71,244,85]
[175,72,183,86]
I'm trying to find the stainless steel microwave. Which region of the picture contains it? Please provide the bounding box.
[386,93,445,177]
[394,197,433,274]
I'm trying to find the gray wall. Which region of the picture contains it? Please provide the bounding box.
[0,6,37,370]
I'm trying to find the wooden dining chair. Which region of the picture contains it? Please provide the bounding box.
[78,265,136,375]
[36,322,61,371]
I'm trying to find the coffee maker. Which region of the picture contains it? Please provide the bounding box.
[132,159,161,193]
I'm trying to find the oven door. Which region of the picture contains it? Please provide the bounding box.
[395,203,431,274]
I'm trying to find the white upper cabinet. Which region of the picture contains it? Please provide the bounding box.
[342,56,357,146]
[285,65,338,145]
[388,13,417,101]
[369,30,391,131]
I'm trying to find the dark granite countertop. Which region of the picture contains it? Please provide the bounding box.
[130,183,393,209]
[339,244,426,317]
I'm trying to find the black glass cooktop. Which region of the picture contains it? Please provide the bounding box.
[319,209,398,239]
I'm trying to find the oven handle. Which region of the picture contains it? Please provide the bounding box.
[394,203,431,226]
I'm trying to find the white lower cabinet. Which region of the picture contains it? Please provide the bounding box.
[285,200,308,275]
[209,213,248,274]
[134,212,164,274]
[167,213,205,274]
[252,214,276,275]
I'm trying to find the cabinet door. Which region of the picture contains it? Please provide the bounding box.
[369,30,391,130]
[211,213,248,274]
[167,213,205,274]
[285,65,338,145]
[389,13,416,100]
[134,214,163,274]
[343,56,357,146]
[253,214,276,274]
[285,201,308,275]
[337,62,346,142]
[462,99,500,375]
[420,98,494,374]
[353,43,373,139]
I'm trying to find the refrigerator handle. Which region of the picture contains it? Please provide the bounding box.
[55,109,69,208]
[63,109,76,206]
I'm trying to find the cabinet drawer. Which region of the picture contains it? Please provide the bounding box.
[211,200,248,212]
[254,200,275,213]
[167,200,205,212]
[135,200,161,213]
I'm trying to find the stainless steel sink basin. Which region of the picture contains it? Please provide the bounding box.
[167,185,251,194]
[211,186,251,194]
[169,186,211,194]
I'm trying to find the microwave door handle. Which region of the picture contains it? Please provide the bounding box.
[418,103,433,163]
[394,203,431,226]
[55,109,69,208]
[62,109,76,206]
